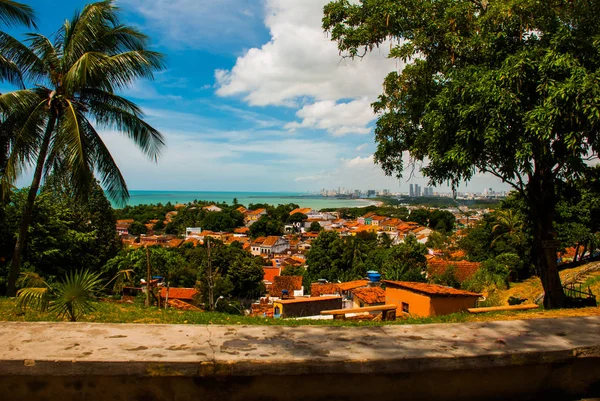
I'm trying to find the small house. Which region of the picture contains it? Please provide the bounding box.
[384,281,480,317]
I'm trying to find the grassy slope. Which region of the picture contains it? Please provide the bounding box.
[0,297,598,327]
[498,262,600,306]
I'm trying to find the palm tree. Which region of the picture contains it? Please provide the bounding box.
[491,210,525,248]
[1,1,165,296]
[17,269,103,322]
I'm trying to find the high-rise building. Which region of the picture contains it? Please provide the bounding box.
[409,184,414,197]
[415,184,421,197]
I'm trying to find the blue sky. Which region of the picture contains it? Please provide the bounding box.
[5,0,509,194]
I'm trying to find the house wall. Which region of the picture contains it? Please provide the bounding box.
[430,296,479,316]
[274,298,342,318]
[385,287,432,317]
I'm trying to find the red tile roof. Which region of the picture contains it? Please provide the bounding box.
[352,287,386,304]
[290,207,311,215]
[159,287,198,300]
[263,267,281,283]
[248,208,266,216]
[427,260,481,282]
[310,282,340,297]
[338,280,369,291]
[262,236,283,247]
[270,275,303,296]
[384,281,481,297]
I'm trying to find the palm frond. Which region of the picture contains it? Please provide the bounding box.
[61,1,120,67]
[86,94,165,162]
[0,0,37,28]
[51,98,94,199]
[23,33,59,82]
[103,268,135,294]
[17,271,48,288]
[50,269,103,321]
[0,90,47,200]
[16,287,50,312]
[79,116,129,205]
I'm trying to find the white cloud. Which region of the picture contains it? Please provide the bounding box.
[342,155,375,168]
[121,0,264,50]
[356,143,369,151]
[215,0,399,135]
[285,98,376,136]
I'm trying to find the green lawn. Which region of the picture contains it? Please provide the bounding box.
[1,297,597,327]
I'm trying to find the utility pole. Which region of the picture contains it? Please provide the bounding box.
[145,246,151,307]
[207,237,214,311]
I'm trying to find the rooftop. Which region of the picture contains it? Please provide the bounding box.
[352,287,386,304]
[384,281,481,297]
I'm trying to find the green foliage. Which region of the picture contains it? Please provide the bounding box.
[381,236,428,282]
[114,203,175,224]
[323,0,600,308]
[249,216,283,238]
[429,265,461,289]
[128,221,148,236]
[0,179,120,290]
[17,269,102,322]
[463,259,510,294]
[309,221,322,233]
[306,230,428,284]
[281,265,306,277]
[152,220,165,231]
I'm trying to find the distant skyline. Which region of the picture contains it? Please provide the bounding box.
[5,0,511,194]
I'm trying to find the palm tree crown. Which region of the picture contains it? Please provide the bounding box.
[1,0,165,296]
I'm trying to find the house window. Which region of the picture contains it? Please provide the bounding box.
[402,302,409,313]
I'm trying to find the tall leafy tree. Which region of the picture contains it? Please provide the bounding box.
[323,0,600,308]
[1,1,165,296]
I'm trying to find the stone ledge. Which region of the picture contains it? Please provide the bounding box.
[1,316,599,400]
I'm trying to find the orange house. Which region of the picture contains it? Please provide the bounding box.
[384,281,480,317]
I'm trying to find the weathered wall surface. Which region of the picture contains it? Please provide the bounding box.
[0,317,599,401]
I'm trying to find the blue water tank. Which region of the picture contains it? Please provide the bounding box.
[367,271,381,283]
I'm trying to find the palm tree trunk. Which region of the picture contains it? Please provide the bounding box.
[6,113,56,296]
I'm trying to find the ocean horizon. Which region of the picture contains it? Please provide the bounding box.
[118,191,379,210]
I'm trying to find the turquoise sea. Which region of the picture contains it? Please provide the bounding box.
[121,191,379,210]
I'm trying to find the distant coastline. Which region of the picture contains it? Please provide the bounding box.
[117,191,381,210]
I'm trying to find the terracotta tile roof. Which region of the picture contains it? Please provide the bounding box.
[371,215,387,221]
[290,207,312,215]
[361,212,376,218]
[276,296,342,305]
[270,275,303,296]
[248,208,266,216]
[263,267,281,283]
[427,260,481,282]
[252,237,267,245]
[175,204,186,209]
[236,206,248,213]
[159,287,198,300]
[310,283,341,297]
[338,280,369,291]
[117,219,134,224]
[234,227,250,234]
[384,281,481,297]
[352,287,386,304]
[262,236,282,247]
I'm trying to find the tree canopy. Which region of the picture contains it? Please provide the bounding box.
[323,0,600,308]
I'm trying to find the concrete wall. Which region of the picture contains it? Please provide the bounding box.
[1,317,599,401]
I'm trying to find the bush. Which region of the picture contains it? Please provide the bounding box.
[462,259,510,293]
